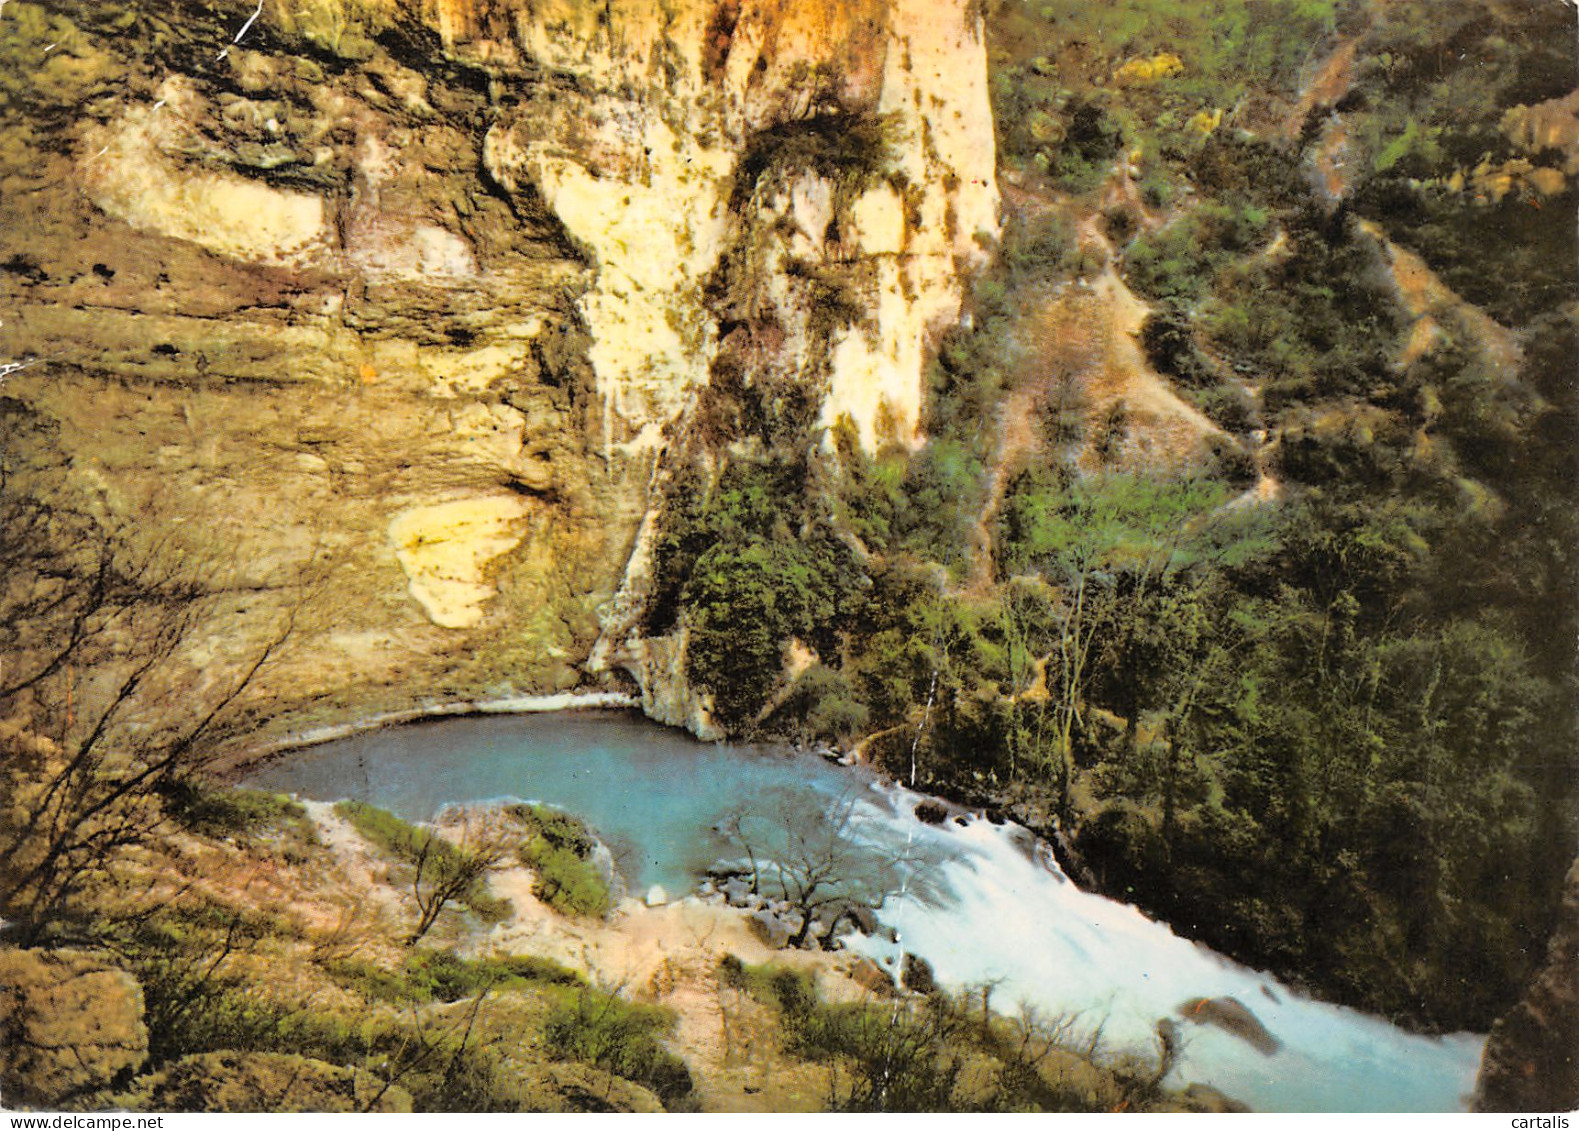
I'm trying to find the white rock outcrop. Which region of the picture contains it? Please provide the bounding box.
[475,0,999,452]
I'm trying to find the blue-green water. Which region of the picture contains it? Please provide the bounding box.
[244,709,1485,1113]
[246,710,870,894]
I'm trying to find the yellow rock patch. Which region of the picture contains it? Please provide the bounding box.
[1115,53,1184,85]
[388,496,533,629]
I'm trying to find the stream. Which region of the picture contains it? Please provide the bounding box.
[243,709,1484,1113]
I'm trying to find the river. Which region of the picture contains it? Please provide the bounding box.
[243,709,1484,1113]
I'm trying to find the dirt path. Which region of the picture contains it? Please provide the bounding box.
[1356,218,1524,376]
[960,197,1228,593]
[1285,35,1360,139]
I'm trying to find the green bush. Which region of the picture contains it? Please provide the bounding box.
[544,989,693,1106]
[1040,100,1124,194]
[1001,212,1080,286]
[323,958,419,1004]
[684,532,862,731]
[732,959,1141,1111]
[403,949,585,1002]
[764,664,869,743]
[1123,202,1268,304]
[332,801,510,925]
[165,785,314,843]
[508,804,612,918]
[332,800,410,851]
[326,949,587,1006]
[718,956,817,1014]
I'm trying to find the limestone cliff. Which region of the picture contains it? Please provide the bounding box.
[0,0,997,736]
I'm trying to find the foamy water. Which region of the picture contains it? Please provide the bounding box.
[840,781,1482,1113]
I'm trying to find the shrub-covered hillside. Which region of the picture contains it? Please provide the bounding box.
[648,0,1578,1032]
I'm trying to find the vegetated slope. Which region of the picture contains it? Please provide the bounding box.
[0,778,1241,1114]
[645,0,1577,1035]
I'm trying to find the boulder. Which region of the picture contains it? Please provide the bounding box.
[914,800,949,825]
[0,948,148,1106]
[1173,1083,1252,1113]
[112,1051,413,1112]
[746,910,791,950]
[847,957,897,997]
[722,878,754,907]
[901,952,938,996]
[643,884,669,907]
[1176,996,1281,1055]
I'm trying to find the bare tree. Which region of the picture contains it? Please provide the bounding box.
[0,400,301,943]
[403,811,514,946]
[721,788,932,949]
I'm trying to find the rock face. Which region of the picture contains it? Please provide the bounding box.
[112,1051,415,1113]
[0,0,998,738]
[1474,856,1579,1113]
[521,1061,665,1114]
[0,948,149,1106]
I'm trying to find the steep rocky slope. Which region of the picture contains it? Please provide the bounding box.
[0,0,997,737]
[1474,857,1579,1112]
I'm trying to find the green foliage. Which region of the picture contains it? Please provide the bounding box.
[685,532,862,730]
[136,979,525,1111]
[543,988,693,1106]
[1000,212,1081,285]
[647,455,866,732]
[326,950,582,1007]
[892,438,990,571]
[1337,0,1576,325]
[1073,548,1565,1027]
[124,900,599,1111]
[165,785,314,843]
[333,800,420,855]
[400,950,585,1003]
[332,802,512,930]
[634,0,1578,1037]
[322,958,419,1004]
[731,960,1165,1112]
[1000,469,1232,581]
[1206,214,1405,405]
[990,0,1339,188]
[768,664,871,742]
[1123,202,1270,303]
[508,803,612,918]
[1039,99,1125,194]
[717,956,817,1011]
